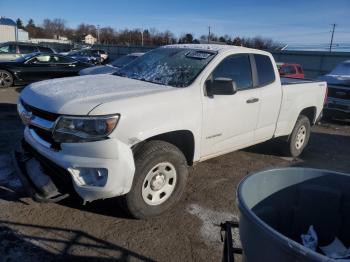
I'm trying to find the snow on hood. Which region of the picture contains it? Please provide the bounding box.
[79,65,118,76]
[20,74,174,115]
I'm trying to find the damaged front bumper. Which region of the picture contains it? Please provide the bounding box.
[12,127,136,203]
[12,146,71,202]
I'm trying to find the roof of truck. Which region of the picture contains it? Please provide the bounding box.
[162,44,269,56]
[162,44,251,52]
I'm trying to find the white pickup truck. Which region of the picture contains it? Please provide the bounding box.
[14,44,327,218]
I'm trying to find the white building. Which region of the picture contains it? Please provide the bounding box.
[0,17,29,43]
[0,17,16,43]
[84,34,97,45]
[18,28,29,41]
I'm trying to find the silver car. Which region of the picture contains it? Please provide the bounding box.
[0,42,55,61]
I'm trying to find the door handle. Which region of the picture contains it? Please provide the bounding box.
[246,98,259,103]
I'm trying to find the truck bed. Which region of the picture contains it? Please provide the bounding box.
[281,77,323,85]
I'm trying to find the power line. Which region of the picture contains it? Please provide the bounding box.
[329,23,337,52]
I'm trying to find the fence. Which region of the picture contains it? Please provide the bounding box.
[270,50,350,78]
[38,42,350,78]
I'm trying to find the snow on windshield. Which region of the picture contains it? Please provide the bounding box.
[116,48,216,87]
[330,61,350,76]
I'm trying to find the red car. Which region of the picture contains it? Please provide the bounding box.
[277,63,305,78]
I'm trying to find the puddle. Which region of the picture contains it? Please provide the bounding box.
[187,203,240,249]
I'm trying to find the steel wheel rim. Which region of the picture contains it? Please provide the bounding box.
[295,125,306,149]
[0,72,12,88]
[142,162,177,206]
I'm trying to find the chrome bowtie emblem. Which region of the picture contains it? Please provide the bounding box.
[21,111,33,125]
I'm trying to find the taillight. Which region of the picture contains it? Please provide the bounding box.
[324,85,328,105]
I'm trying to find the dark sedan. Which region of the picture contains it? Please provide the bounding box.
[65,49,107,65]
[79,52,144,76]
[0,53,92,87]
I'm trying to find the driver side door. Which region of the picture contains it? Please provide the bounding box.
[201,54,261,159]
[18,54,56,83]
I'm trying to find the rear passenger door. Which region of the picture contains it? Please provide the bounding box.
[50,55,80,78]
[201,54,261,158]
[253,54,282,143]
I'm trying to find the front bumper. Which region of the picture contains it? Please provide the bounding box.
[13,127,136,203]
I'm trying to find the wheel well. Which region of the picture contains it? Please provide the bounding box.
[300,107,316,125]
[142,130,195,166]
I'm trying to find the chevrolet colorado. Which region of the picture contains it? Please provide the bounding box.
[13,44,327,218]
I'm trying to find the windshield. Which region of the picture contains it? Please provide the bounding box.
[115,48,216,87]
[331,61,350,76]
[111,55,138,68]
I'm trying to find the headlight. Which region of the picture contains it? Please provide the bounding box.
[53,115,119,143]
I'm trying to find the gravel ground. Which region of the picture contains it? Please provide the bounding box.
[0,87,349,261]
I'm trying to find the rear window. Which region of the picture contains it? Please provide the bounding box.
[18,44,38,54]
[254,54,275,86]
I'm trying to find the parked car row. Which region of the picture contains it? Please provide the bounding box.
[0,51,144,88]
[0,53,92,87]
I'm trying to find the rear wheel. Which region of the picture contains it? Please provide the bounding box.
[285,115,311,157]
[124,140,188,219]
[0,70,13,88]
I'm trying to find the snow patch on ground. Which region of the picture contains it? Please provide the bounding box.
[187,203,240,249]
[0,154,21,190]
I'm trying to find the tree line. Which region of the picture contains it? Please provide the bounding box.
[16,18,284,50]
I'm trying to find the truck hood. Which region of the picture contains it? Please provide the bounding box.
[20,75,174,115]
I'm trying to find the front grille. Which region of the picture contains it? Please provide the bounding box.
[31,126,56,145]
[328,87,350,100]
[21,99,59,121]
[21,100,59,146]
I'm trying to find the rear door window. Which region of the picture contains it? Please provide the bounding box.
[212,54,253,90]
[18,45,38,54]
[0,44,16,53]
[254,54,276,86]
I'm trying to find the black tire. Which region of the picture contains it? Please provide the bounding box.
[125,140,189,219]
[0,70,13,88]
[285,115,311,157]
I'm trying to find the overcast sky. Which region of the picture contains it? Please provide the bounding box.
[1,0,350,44]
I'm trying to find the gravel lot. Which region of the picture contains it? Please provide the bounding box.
[0,87,349,261]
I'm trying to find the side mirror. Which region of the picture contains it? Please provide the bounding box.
[206,78,237,98]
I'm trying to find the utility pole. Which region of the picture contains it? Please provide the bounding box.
[141,28,144,46]
[208,26,211,44]
[97,25,100,44]
[329,23,337,52]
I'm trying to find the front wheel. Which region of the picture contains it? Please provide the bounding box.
[285,115,311,157]
[124,140,188,219]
